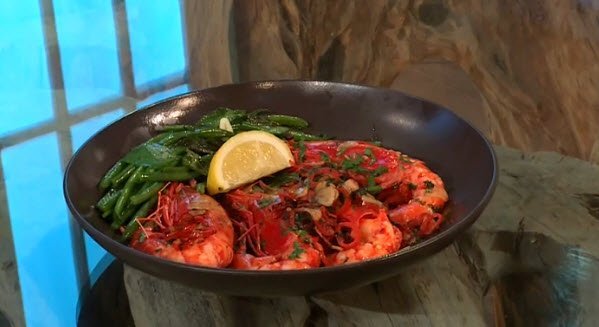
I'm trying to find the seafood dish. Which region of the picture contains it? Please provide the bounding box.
[95,108,448,270]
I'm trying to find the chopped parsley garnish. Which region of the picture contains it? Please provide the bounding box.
[341,155,362,169]
[341,156,367,173]
[371,140,382,146]
[288,241,304,259]
[295,229,312,243]
[298,139,306,162]
[267,173,300,188]
[365,185,382,194]
[319,152,331,163]
[367,174,377,187]
[424,180,435,189]
[257,197,277,208]
[364,148,375,163]
[372,166,388,176]
[408,183,417,190]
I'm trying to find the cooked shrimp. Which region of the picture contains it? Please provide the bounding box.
[130,183,234,268]
[327,208,401,266]
[230,233,323,270]
[387,156,449,236]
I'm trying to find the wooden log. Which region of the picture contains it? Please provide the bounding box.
[224,0,599,161]
[124,145,599,326]
[183,0,235,88]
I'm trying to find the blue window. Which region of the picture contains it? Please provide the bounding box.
[126,0,186,87]
[54,0,122,111]
[3,133,78,327]
[70,109,125,273]
[0,1,54,136]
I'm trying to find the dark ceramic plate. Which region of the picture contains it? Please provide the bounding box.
[63,80,497,296]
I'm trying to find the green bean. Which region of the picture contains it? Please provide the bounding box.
[99,161,126,190]
[161,166,189,173]
[182,150,212,175]
[158,129,232,146]
[195,129,232,138]
[186,142,216,154]
[111,204,139,230]
[130,182,164,205]
[139,170,199,182]
[114,166,145,219]
[266,114,309,129]
[197,154,213,171]
[234,123,290,136]
[147,131,173,144]
[182,153,201,173]
[156,130,193,145]
[101,210,112,219]
[96,189,123,213]
[247,109,270,122]
[197,108,247,128]
[121,195,158,242]
[159,124,195,132]
[111,164,135,188]
[287,130,329,141]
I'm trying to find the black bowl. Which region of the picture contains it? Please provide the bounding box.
[63,80,497,296]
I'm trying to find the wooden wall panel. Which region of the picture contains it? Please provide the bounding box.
[185,0,599,162]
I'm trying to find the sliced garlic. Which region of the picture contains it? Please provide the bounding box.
[219,117,234,132]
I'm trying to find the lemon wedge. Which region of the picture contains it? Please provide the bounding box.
[206,131,295,194]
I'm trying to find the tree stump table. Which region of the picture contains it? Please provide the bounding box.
[123,145,599,326]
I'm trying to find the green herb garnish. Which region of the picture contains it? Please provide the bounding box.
[341,156,365,172]
[364,148,375,163]
[424,180,435,189]
[408,183,417,190]
[298,139,306,162]
[121,143,180,168]
[365,185,382,194]
[372,166,388,176]
[320,152,331,164]
[267,173,300,188]
[367,174,377,187]
[257,197,278,208]
[288,241,305,259]
[295,229,312,243]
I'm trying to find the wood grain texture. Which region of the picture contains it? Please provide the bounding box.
[226,0,599,161]
[124,145,599,327]
[183,0,235,88]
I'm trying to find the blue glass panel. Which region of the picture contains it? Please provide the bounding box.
[70,109,124,273]
[53,0,122,110]
[3,133,77,327]
[0,1,53,136]
[126,0,186,86]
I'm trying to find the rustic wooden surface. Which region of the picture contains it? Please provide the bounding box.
[185,0,599,162]
[124,145,599,327]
